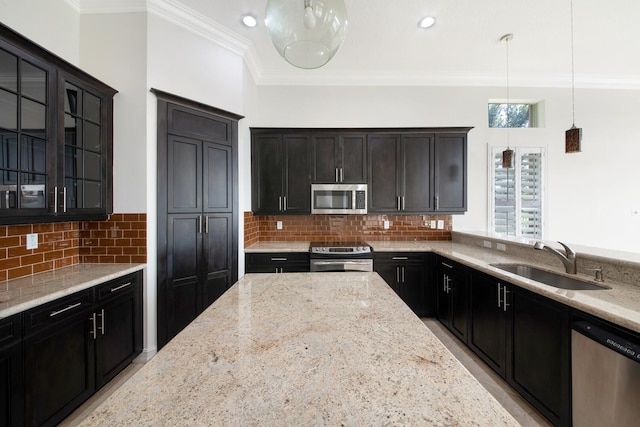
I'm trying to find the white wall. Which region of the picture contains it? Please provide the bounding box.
[0,0,79,64]
[247,85,640,253]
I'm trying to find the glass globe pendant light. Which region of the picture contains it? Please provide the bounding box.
[265,0,348,69]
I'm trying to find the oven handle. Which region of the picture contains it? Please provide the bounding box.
[311,260,372,265]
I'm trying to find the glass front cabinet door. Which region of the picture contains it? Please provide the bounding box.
[0,24,116,224]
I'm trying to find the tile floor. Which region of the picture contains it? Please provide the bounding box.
[61,319,551,426]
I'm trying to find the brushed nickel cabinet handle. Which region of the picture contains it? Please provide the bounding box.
[50,302,82,317]
[110,282,132,292]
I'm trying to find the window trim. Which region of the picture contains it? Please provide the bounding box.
[488,145,547,239]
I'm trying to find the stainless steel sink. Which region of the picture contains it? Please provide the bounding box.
[491,264,611,290]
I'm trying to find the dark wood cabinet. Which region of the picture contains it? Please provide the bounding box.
[156,92,240,349]
[469,271,571,427]
[434,133,467,212]
[312,134,367,183]
[245,252,310,273]
[251,132,312,214]
[0,314,23,427]
[436,256,469,343]
[23,290,95,427]
[508,285,570,427]
[21,271,142,426]
[0,23,116,225]
[94,273,143,389]
[374,252,430,316]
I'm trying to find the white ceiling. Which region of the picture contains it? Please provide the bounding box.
[81,0,640,88]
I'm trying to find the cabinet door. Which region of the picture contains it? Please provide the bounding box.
[374,262,401,296]
[400,264,427,315]
[367,134,400,212]
[449,267,469,342]
[434,133,466,212]
[0,314,23,427]
[0,41,56,222]
[203,141,232,213]
[201,213,232,310]
[95,274,142,389]
[165,214,201,339]
[251,134,283,214]
[401,134,433,212]
[167,135,203,214]
[508,287,571,427]
[469,272,507,376]
[282,135,311,213]
[23,291,95,427]
[312,134,340,183]
[340,134,367,183]
[60,77,112,217]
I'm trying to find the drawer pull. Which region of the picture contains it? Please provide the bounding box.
[441,262,453,269]
[50,302,82,317]
[270,257,287,261]
[110,282,132,292]
[392,257,409,260]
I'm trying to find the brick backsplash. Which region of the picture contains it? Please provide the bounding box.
[0,213,147,282]
[244,211,451,248]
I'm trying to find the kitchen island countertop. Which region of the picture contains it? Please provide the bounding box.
[78,272,519,426]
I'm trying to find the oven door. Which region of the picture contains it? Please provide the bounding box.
[310,259,373,272]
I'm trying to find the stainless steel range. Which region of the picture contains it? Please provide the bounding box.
[309,241,373,272]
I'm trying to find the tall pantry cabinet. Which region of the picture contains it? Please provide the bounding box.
[154,90,242,349]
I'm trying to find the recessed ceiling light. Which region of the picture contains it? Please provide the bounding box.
[242,15,257,28]
[418,16,436,29]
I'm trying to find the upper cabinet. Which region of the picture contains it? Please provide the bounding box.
[0,24,117,224]
[251,128,470,216]
[312,133,367,183]
[251,131,311,214]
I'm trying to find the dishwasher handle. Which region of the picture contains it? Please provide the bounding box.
[573,320,640,363]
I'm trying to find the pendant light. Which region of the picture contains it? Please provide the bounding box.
[565,0,581,152]
[265,0,348,69]
[501,33,514,169]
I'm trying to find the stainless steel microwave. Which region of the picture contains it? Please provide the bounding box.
[311,184,367,215]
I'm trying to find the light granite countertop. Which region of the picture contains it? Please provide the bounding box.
[0,263,146,319]
[79,272,519,426]
[245,240,640,334]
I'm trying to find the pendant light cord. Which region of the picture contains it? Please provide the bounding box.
[505,35,511,148]
[570,0,576,127]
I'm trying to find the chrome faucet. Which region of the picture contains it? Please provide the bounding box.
[534,241,577,274]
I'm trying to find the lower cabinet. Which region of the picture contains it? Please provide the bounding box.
[469,271,571,427]
[21,271,143,426]
[374,252,431,316]
[436,256,470,343]
[0,314,23,427]
[245,252,310,273]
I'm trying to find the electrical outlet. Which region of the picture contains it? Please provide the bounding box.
[483,240,492,249]
[26,233,38,250]
[437,220,444,229]
[276,221,283,230]
[383,220,390,230]
[496,243,507,251]
[430,220,436,229]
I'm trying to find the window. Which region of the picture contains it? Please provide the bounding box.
[490,147,545,239]
[488,102,541,128]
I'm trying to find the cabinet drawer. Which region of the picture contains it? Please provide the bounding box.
[96,273,137,302]
[23,290,93,335]
[374,252,426,263]
[0,313,21,350]
[246,252,310,264]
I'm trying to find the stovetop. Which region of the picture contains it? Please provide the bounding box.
[309,241,372,255]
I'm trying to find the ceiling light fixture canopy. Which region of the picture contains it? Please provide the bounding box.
[265,0,348,69]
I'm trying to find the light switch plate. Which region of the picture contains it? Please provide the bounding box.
[26,233,38,250]
[383,220,390,230]
[496,243,507,251]
[276,221,283,230]
[430,220,437,229]
[437,220,444,229]
[483,240,492,248]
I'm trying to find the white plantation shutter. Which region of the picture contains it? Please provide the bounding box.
[491,147,544,239]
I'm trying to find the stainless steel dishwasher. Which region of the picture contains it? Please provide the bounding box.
[572,317,640,426]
